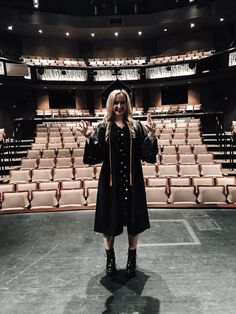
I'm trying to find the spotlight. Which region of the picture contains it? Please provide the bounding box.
[138,31,142,36]
[8,25,13,31]
[65,32,70,37]
[220,17,224,22]
[91,33,95,37]
[164,28,168,32]
[33,0,39,9]
[39,29,43,34]
[114,32,119,37]
[190,23,195,28]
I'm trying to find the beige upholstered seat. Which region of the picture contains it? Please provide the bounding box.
[20,158,38,170]
[74,167,94,180]
[192,177,215,187]
[179,164,200,177]
[27,150,41,159]
[142,165,157,178]
[196,153,214,164]
[226,185,236,203]
[35,137,48,144]
[48,143,63,149]
[161,154,178,164]
[197,185,226,204]
[169,177,191,186]
[157,165,178,177]
[9,170,31,183]
[146,177,168,187]
[59,188,85,207]
[39,181,60,191]
[187,138,202,145]
[31,143,47,150]
[61,180,82,189]
[0,184,15,201]
[38,158,55,169]
[171,138,186,145]
[31,169,53,182]
[216,177,236,187]
[200,164,223,177]
[192,144,208,154]
[64,142,78,149]
[72,148,84,157]
[57,148,71,157]
[56,157,73,168]
[86,187,98,206]
[178,154,196,164]
[42,149,56,158]
[73,157,85,167]
[53,168,74,181]
[145,186,168,205]
[169,186,196,204]
[31,190,58,209]
[16,182,38,200]
[2,191,29,210]
[178,145,192,154]
[83,180,99,197]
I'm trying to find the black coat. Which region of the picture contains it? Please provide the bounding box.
[84,120,158,236]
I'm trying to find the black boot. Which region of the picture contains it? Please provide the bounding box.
[105,248,117,276]
[126,248,137,277]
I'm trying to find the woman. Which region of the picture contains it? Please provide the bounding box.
[78,89,158,277]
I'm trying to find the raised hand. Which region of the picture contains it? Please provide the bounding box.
[146,113,156,136]
[77,120,92,138]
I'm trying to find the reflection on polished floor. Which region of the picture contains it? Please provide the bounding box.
[0,208,235,314]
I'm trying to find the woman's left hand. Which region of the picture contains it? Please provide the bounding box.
[146,113,156,136]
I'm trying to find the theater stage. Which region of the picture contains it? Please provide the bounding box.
[0,208,235,314]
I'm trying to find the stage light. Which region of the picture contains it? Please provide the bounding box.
[138,31,142,36]
[65,32,70,37]
[190,23,195,28]
[8,25,13,31]
[114,32,119,37]
[220,17,224,22]
[39,29,43,34]
[164,28,168,32]
[91,33,95,37]
[33,0,39,9]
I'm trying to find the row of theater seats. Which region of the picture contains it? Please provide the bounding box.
[20,153,216,170]
[148,104,202,114]
[7,163,227,183]
[1,184,236,211]
[36,109,90,118]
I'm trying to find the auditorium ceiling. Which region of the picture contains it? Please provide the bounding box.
[0,0,235,40]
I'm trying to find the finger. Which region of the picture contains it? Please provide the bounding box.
[147,113,152,123]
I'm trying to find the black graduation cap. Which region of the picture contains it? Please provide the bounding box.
[100,79,135,107]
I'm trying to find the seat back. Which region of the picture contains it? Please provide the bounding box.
[31,190,58,208]
[2,191,29,210]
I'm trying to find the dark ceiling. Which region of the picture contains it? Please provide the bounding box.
[0,0,212,16]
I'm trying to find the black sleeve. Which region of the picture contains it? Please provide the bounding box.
[138,121,158,163]
[83,124,105,165]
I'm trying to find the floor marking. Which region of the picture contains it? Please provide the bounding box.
[194,218,222,231]
[138,219,201,247]
[5,243,58,285]
[181,209,209,219]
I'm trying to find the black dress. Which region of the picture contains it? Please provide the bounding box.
[83,120,158,236]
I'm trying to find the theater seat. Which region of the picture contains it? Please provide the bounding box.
[59,188,85,207]
[1,191,29,210]
[200,164,223,177]
[169,186,196,204]
[226,185,236,203]
[145,186,168,205]
[86,188,98,206]
[0,184,15,202]
[9,170,31,183]
[31,190,58,209]
[197,185,226,204]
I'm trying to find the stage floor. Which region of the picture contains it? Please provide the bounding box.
[0,208,235,314]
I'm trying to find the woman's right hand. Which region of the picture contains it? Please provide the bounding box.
[77,120,92,139]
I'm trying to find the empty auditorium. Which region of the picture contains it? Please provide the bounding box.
[0,0,236,313]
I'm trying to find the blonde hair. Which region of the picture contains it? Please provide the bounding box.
[103,89,136,141]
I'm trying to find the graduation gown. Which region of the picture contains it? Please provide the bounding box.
[83,120,158,236]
